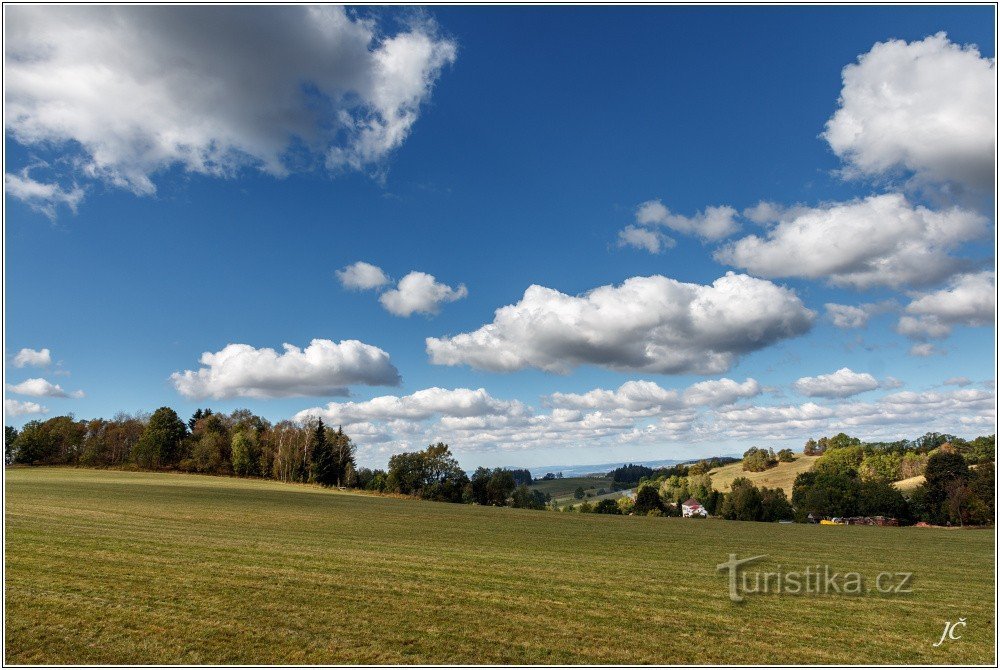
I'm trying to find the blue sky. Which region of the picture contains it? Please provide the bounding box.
[4,6,996,469]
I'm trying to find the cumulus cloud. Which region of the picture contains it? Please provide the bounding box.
[428,272,813,375]
[792,367,880,399]
[336,261,390,291]
[896,271,996,339]
[295,387,527,425]
[712,387,994,439]
[617,225,675,254]
[171,339,401,399]
[293,378,993,461]
[547,381,683,413]
[12,348,52,368]
[5,6,456,211]
[824,32,996,194]
[5,169,84,219]
[379,271,468,317]
[682,378,762,407]
[6,378,84,399]
[824,301,896,329]
[715,193,986,289]
[635,199,741,241]
[4,399,49,418]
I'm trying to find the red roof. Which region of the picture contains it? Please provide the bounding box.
[683,498,701,507]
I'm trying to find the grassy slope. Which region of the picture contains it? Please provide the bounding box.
[895,474,927,492]
[709,454,821,493]
[528,475,618,506]
[5,468,995,664]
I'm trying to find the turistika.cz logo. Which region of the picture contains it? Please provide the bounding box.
[717,553,914,603]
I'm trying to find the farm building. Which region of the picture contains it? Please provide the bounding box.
[681,497,707,517]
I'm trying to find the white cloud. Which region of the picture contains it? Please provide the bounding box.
[5,6,456,210]
[427,272,814,375]
[710,387,995,440]
[824,33,996,193]
[379,271,467,317]
[294,379,993,462]
[909,343,942,357]
[12,348,52,368]
[824,301,895,329]
[4,169,84,219]
[715,193,986,289]
[943,376,972,387]
[171,338,401,400]
[6,378,84,399]
[336,261,390,291]
[295,387,528,425]
[636,199,741,241]
[682,378,762,407]
[547,381,682,413]
[897,271,996,339]
[792,367,880,399]
[4,399,49,418]
[617,225,675,254]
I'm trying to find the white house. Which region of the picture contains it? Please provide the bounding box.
[681,497,707,517]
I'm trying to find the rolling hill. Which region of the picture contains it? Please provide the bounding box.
[708,453,821,493]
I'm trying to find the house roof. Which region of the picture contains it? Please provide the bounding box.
[683,498,701,506]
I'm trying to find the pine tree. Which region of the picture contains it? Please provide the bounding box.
[309,419,336,487]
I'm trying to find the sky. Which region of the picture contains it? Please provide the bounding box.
[4,5,997,470]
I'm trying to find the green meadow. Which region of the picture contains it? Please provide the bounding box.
[4,468,995,664]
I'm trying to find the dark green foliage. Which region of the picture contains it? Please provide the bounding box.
[963,434,995,465]
[573,486,585,500]
[386,443,469,503]
[511,485,547,510]
[609,463,654,483]
[5,426,20,464]
[914,451,975,525]
[308,419,337,487]
[776,449,795,463]
[742,446,777,472]
[792,468,909,522]
[633,486,663,515]
[759,487,794,521]
[469,467,517,505]
[702,489,723,516]
[132,408,187,468]
[508,469,532,487]
[593,498,622,514]
[719,478,763,520]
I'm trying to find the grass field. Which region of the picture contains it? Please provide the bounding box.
[527,475,620,507]
[709,454,821,493]
[5,468,995,664]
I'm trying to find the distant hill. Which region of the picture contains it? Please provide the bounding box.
[708,454,821,494]
[515,457,725,479]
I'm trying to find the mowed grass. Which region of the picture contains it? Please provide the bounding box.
[5,468,995,664]
[709,454,821,493]
[527,475,613,499]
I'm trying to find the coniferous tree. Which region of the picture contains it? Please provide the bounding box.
[309,419,336,486]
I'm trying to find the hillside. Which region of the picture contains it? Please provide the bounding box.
[527,475,628,509]
[5,468,994,664]
[708,453,821,493]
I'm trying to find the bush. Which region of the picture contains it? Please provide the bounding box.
[634,486,664,515]
[594,499,622,514]
[742,447,777,472]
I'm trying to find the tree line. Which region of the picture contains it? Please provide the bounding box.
[3,409,549,511]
